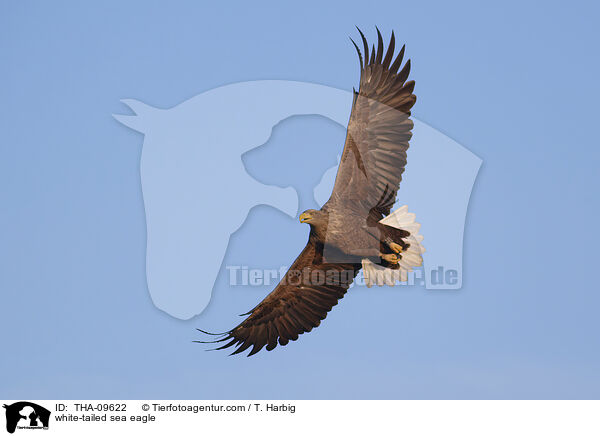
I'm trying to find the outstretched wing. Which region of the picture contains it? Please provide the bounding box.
[198,238,360,356]
[325,28,416,217]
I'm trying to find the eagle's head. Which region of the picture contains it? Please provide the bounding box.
[299,209,327,228]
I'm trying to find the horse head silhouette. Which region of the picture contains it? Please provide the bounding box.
[114,80,481,319]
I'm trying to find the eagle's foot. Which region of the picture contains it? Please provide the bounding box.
[380,253,399,264]
[389,242,403,254]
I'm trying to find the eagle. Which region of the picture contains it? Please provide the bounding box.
[197,28,424,356]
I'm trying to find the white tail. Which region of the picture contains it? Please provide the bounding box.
[362,205,425,287]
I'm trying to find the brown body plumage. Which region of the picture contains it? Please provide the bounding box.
[197,28,417,356]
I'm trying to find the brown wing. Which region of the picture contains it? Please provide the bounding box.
[325,28,416,217]
[197,237,360,356]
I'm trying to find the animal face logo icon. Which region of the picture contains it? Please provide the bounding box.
[114,80,481,320]
[3,402,50,434]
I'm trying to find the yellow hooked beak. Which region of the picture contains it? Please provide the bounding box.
[299,212,312,223]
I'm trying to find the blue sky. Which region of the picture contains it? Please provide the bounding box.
[1,0,599,399]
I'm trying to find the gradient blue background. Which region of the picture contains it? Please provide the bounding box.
[1,0,599,399]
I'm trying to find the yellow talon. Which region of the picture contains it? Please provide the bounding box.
[381,253,399,264]
[389,242,403,253]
